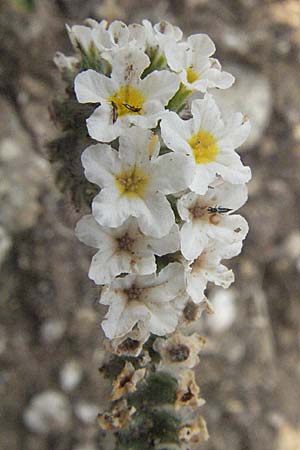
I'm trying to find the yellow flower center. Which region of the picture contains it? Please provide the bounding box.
[188,129,219,164]
[186,67,200,84]
[109,85,145,119]
[115,168,149,198]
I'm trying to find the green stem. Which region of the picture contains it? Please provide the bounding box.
[167,84,192,113]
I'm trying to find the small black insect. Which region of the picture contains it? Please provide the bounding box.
[111,101,118,123]
[207,206,232,214]
[123,103,142,113]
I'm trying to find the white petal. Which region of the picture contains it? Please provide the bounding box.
[92,189,144,228]
[160,112,192,155]
[142,262,185,303]
[188,34,216,58]
[207,214,249,244]
[190,164,216,194]
[181,222,209,260]
[102,298,150,339]
[221,242,243,259]
[204,68,235,90]
[203,262,234,288]
[109,21,130,46]
[81,144,119,187]
[147,302,181,335]
[186,270,208,304]
[191,95,223,135]
[138,192,175,238]
[110,47,150,85]
[86,104,124,142]
[145,224,180,256]
[75,214,114,248]
[177,192,197,222]
[89,249,126,284]
[210,182,248,211]
[132,255,156,275]
[129,109,164,129]
[119,127,157,166]
[67,25,93,52]
[151,153,194,194]
[74,70,115,103]
[128,24,147,49]
[154,21,183,42]
[165,42,187,72]
[214,152,252,184]
[141,70,180,106]
[217,113,251,150]
[54,52,78,72]
[91,23,112,51]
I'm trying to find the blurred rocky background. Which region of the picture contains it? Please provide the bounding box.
[0,0,300,449]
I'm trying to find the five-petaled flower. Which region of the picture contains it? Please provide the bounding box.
[161,94,251,194]
[75,215,180,284]
[100,262,187,339]
[75,47,180,142]
[81,127,193,238]
[177,181,249,260]
[185,241,238,304]
[165,34,234,92]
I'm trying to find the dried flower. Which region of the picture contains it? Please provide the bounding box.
[178,416,209,446]
[97,399,136,430]
[111,361,146,401]
[175,370,205,410]
[154,332,206,372]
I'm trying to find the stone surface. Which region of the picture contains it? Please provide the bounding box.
[40,319,67,343]
[23,390,72,434]
[208,288,237,333]
[0,99,50,234]
[213,64,272,150]
[0,226,11,268]
[60,360,83,392]
[74,401,99,425]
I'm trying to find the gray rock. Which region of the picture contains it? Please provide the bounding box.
[60,360,83,392]
[208,288,237,333]
[0,98,50,234]
[40,319,67,343]
[0,226,11,267]
[74,401,99,425]
[213,64,272,149]
[23,390,72,434]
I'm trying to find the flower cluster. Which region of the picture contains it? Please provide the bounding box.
[73,19,251,349]
[57,18,251,449]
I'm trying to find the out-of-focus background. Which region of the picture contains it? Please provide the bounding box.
[0,0,300,449]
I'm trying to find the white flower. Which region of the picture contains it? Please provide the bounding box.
[74,47,180,142]
[177,181,249,260]
[81,127,194,238]
[142,20,183,57]
[185,241,236,304]
[54,52,79,73]
[165,34,234,92]
[66,23,96,54]
[75,215,180,284]
[91,20,146,56]
[161,94,251,194]
[100,262,187,339]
